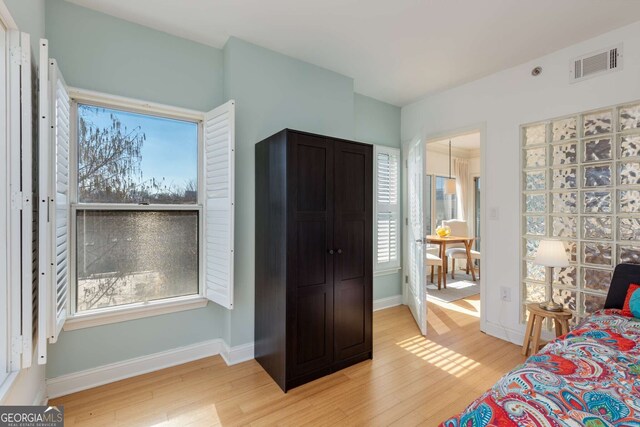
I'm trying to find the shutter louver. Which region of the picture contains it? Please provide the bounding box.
[203,100,235,309]
[374,147,400,271]
[38,41,70,364]
[51,60,70,339]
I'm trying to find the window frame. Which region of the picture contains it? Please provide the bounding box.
[0,5,28,398]
[0,14,10,391]
[374,145,401,275]
[66,89,208,330]
[434,175,457,228]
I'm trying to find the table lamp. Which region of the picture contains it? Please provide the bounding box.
[535,239,570,312]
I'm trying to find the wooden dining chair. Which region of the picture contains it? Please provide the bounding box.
[425,252,444,290]
[441,220,481,280]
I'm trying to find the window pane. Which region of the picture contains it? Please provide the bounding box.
[425,175,432,235]
[78,104,198,204]
[475,177,480,250]
[435,176,457,227]
[76,210,198,311]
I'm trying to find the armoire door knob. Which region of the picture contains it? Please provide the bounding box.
[337,249,343,254]
[328,249,335,255]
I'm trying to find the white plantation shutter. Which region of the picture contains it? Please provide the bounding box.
[50,59,70,340]
[7,30,34,369]
[203,100,235,309]
[374,146,401,271]
[38,40,70,363]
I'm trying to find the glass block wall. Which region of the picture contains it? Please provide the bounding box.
[521,101,640,325]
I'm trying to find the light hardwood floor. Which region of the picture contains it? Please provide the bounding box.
[51,295,525,426]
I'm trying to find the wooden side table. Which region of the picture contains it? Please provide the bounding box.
[521,303,572,356]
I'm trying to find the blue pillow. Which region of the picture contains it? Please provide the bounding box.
[630,290,640,319]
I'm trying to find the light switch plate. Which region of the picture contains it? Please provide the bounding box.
[489,207,499,220]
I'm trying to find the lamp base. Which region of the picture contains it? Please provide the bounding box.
[539,301,564,312]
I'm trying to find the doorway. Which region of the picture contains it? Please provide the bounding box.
[403,128,484,335]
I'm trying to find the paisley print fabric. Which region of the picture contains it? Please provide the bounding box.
[441,310,640,426]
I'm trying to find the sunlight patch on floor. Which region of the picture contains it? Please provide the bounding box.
[430,296,481,318]
[397,336,481,378]
[149,402,221,426]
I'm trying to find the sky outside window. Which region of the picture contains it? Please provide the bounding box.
[77,104,198,204]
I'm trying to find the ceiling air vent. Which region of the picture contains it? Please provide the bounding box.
[570,44,622,83]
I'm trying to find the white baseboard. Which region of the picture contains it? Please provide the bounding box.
[220,341,254,365]
[373,295,403,311]
[45,297,404,399]
[46,339,224,399]
[481,321,523,346]
[481,319,556,347]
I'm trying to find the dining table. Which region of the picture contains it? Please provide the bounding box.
[425,235,476,288]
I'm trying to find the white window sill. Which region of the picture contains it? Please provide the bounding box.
[63,295,209,331]
[374,267,402,277]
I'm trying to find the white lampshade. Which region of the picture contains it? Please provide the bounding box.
[444,178,456,195]
[534,239,570,267]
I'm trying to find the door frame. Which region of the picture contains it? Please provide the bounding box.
[402,123,488,332]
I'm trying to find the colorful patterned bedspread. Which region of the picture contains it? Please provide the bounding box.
[441,310,640,426]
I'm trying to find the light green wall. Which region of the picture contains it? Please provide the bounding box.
[43,0,225,378]
[26,0,402,376]
[45,0,224,111]
[47,308,223,376]
[224,37,356,346]
[354,94,403,299]
[4,0,45,61]
[354,93,401,148]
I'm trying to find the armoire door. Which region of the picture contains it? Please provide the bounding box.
[287,132,335,379]
[333,140,373,363]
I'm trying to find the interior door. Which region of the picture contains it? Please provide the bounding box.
[405,139,428,335]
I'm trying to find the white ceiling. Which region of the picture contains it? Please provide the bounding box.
[66,0,640,106]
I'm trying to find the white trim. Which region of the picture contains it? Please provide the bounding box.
[73,203,201,211]
[45,339,224,399]
[418,122,489,333]
[67,95,206,321]
[7,29,22,372]
[481,319,555,348]
[63,296,209,331]
[373,295,403,312]
[373,267,401,277]
[68,87,204,122]
[0,1,17,30]
[220,342,254,366]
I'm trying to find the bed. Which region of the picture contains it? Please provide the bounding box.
[441,263,640,426]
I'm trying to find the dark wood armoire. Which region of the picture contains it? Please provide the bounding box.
[255,129,373,392]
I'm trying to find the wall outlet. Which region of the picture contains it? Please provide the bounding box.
[500,286,511,302]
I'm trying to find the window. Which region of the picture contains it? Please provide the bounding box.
[435,176,457,228]
[521,101,640,325]
[374,146,401,272]
[37,39,235,362]
[74,104,200,312]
